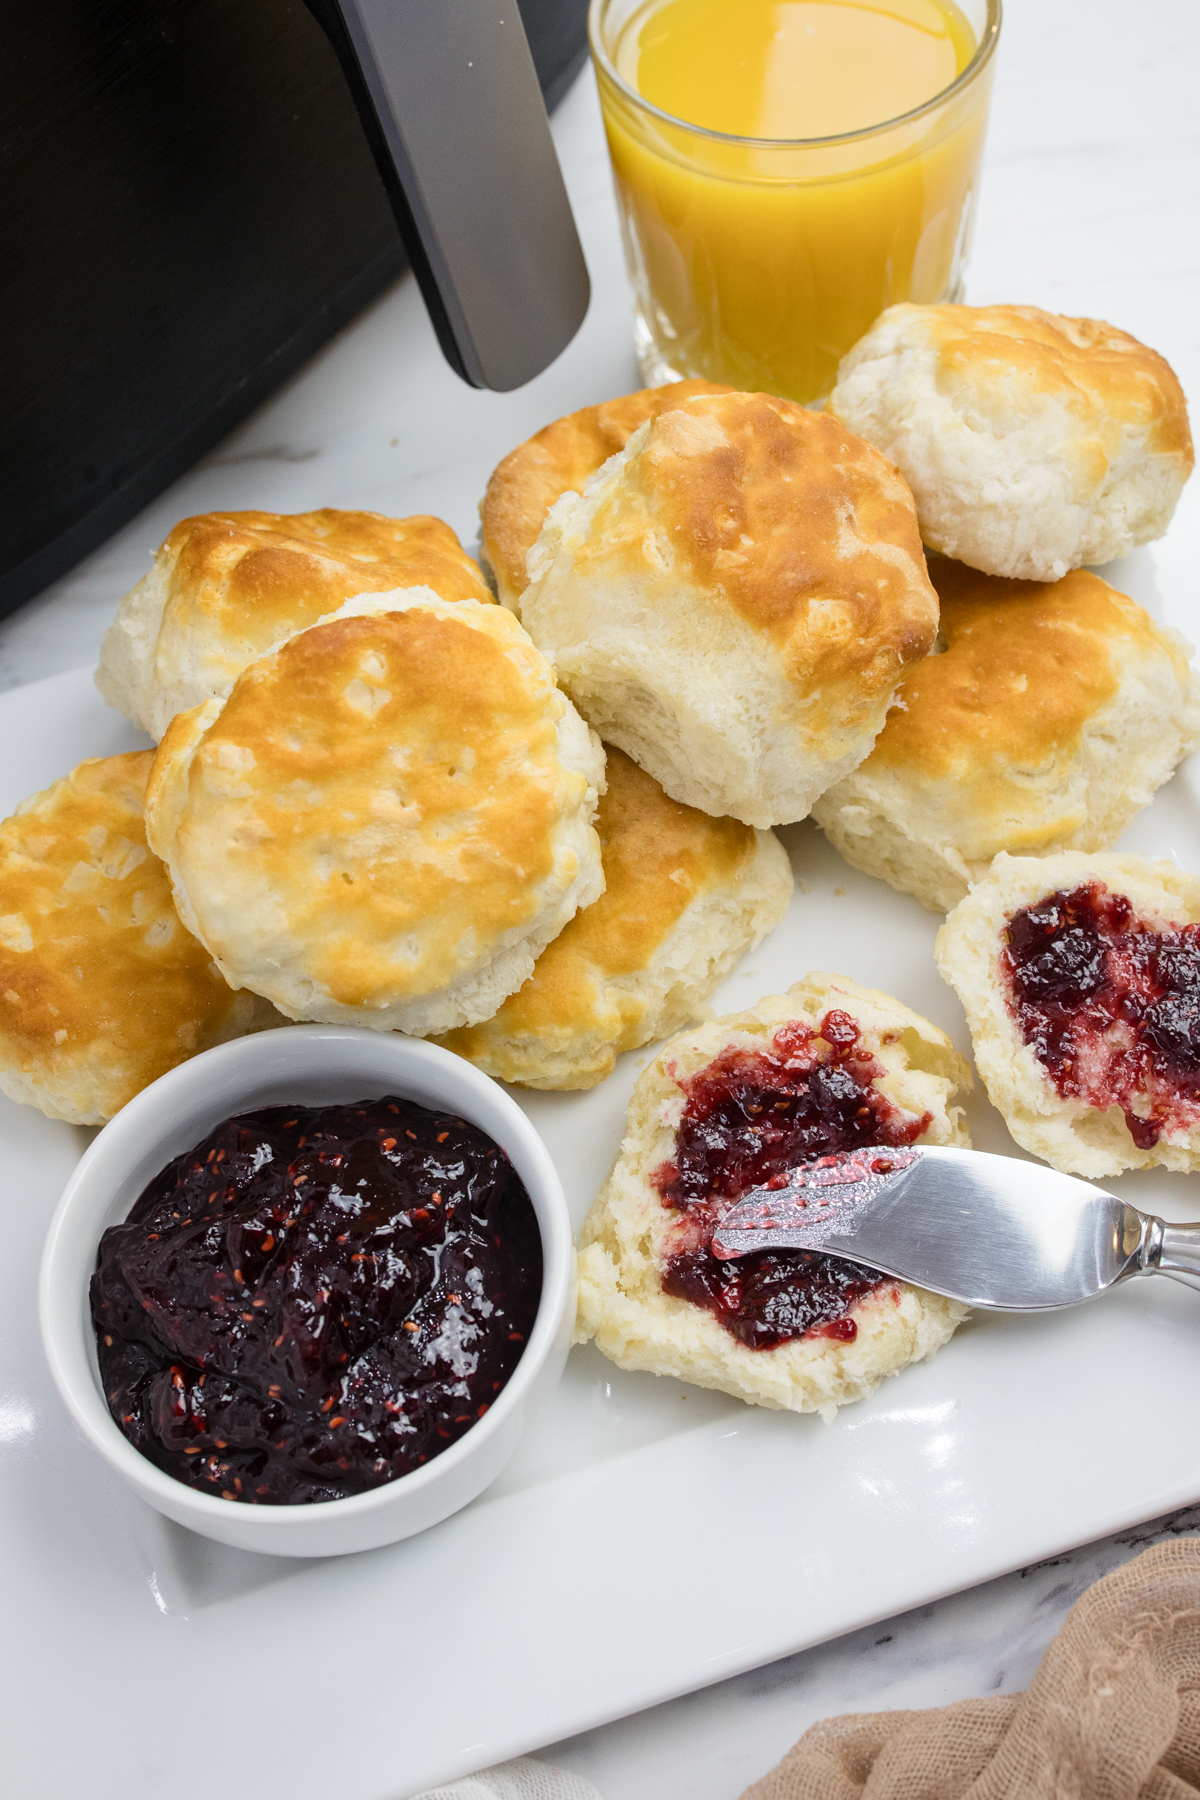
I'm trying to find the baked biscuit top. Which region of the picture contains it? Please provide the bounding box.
[153,506,491,672]
[923,305,1193,465]
[872,562,1192,808]
[0,752,238,1085]
[546,390,939,725]
[147,599,600,1013]
[481,379,732,605]
[97,508,494,742]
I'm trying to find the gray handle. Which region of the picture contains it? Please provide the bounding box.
[313,0,590,390]
[1140,1217,1200,1294]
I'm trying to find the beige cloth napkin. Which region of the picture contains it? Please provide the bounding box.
[741,1539,1200,1800]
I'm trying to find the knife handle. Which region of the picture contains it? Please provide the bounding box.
[1142,1217,1200,1292]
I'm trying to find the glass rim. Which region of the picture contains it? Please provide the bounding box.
[587,0,1002,150]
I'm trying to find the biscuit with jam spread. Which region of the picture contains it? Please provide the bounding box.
[576,973,972,1419]
[0,752,278,1124]
[937,851,1200,1178]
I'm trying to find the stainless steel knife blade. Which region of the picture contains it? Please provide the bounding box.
[709,1145,1200,1310]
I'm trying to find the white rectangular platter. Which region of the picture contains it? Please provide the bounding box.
[4,596,1200,1797]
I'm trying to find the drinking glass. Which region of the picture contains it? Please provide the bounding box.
[589,0,1002,405]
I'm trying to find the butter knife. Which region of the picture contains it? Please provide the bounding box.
[709,1145,1200,1310]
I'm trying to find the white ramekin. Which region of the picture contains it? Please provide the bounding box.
[39,1025,575,1557]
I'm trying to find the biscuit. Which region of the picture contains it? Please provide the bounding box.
[0,752,278,1124]
[937,852,1200,1178]
[814,561,1200,913]
[144,595,606,1037]
[830,304,1194,581]
[480,379,732,607]
[517,390,938,829]
[97,509,492,740]
[436,747,793,1088]
[575,973,972,1419]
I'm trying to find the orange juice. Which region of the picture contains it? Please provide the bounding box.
[591,0,999,403]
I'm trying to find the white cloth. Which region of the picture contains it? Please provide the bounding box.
[411,1756,603,1800]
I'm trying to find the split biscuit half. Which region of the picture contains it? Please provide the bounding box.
[576,973,973,1420]
[938,852,1200,1179]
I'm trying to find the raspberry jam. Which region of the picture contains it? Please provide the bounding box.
[653,1011,929,1350]
[1003,883,1200,1149]
[92,1097,542,1505]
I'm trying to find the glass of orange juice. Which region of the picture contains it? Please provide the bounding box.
[589,0,1002,405]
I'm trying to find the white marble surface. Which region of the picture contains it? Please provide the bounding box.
[3,1,1199,1794]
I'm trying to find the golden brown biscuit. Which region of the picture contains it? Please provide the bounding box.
[937,852,1200,1178]
[436,747,793,1087]
[145,596,606,1038]
[575,974,972,1419]
[97,508,492,739]
[831,304,1194,580]
[518,389,939,827]
[480,379,732,606]
[814,561,1200,912]
[0,752,278,1124]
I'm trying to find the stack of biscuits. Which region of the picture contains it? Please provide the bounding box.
[1,299,1195,1424]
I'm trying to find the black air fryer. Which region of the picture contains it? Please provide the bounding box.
[1,0,591,619]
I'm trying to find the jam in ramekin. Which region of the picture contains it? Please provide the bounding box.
[92,1096,541,1504]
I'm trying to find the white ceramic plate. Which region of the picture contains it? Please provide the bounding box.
[3,632,1200,1799]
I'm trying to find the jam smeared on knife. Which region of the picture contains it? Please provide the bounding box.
[1003,883,1200,1149]
[653,1012,930,1350]
[92,1097,541,1505]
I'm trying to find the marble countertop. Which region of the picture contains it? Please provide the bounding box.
[3,1,1198,1794]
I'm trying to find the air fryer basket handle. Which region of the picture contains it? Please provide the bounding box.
[306,0,590,390]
